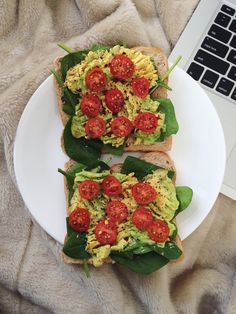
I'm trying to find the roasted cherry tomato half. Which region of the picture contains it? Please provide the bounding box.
[95,219,117,245]
[106,200,128,223]
[132,207,154,231]
[69,207,90,232]
[85,117,106,139]
[79,180,100,200]
[131,77,150,99]
[147,219,169,243]
[111,116,133,137]
[132,182,157,205]
[109,54,135,80]
[105,88,125,113]
[134,112,158,133]
[102,175,122,197]
[85,67,107,92]
[80,94,101,118]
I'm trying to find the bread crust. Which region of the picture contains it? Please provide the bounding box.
[53,46,172,152]
[63,152,183,265]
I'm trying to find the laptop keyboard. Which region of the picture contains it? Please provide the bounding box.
[187,3,236,101]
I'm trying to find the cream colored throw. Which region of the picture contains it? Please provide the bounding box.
[1,1,236,313]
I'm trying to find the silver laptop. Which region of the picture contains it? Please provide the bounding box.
[169,0,236,200]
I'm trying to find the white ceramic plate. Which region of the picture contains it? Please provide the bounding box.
[14,67,226,244]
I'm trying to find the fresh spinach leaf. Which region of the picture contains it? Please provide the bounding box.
[63,117,103,168]
[61,88,79,115]
[158,98,179,137]
[61,51,89,81]
[152,241,182,260]
[58,162,86,202]
[51,68,78,115]
[126,239,182,260]
[169,223,178,240]
[132,245,153,255]
[111,251,169,274]
[175,186,193,216]
[121,156,174,180]
[60,45,110,81]
[63,218,90,259]
[103,138,127,156]
[90,44,111,51]
[167,170,175,180]
[121,156,159,179]
[96,161,110,171]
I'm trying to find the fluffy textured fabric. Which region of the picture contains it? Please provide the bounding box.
[1,0,236,313]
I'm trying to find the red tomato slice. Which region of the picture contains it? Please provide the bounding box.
[109,54,135,80]
[134,112,158,133]
[106,200,128,223]
[105,89,125,113]
[102,175,122,197]
[85,67,107,92]
[85,117,106,139]
[131,77,150,99]
[111,117,133,137]
[132,182,157,205]
[132,207,154,231]
[80,94,101,118]
[69,207,90,232]
[79,180,100,200]
[95,219,117,245]
[147,219,169,243]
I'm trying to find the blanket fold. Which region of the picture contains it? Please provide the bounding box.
[1,1,236,313]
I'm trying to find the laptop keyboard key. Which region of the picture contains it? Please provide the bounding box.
[201,70,219,88]
[194,49,230,75]
[230,35,236,48]
[228,66,236,81]
[216,78,234,96]
[215,12,231,27]
[221,4,235,16]
[187,62,204,81]
[231,87,236,100]
[208,24,232,43]
[201,36,229,58]
[229,19,236,32]
[227,49,236,65]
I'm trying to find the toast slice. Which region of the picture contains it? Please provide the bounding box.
[53,46,172,153]
[62,152,183,265]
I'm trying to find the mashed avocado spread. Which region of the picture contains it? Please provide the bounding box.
[68,167,179,267]
[64,45,166,148]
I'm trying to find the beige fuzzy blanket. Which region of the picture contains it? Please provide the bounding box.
[1,1,236,313]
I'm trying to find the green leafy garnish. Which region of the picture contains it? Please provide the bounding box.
[63,219,91,259]
[58,42,74,53]
[51,68,63,87]
[58,162,85,202]
[175,186,193,216]
[121,156,174,180]
[150,55,182,94]
[158,99,179,137]
[63,117,104,168]
[51,68,78,115]
[61,51,88,81]
[111,251,169,274]
[83,259,90,278]
[103,138,127,156]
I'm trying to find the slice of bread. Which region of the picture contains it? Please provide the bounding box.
[53,46,172,153]
[62,152,183,265]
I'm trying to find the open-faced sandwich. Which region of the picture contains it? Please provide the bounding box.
[59,153,192,275]
[52,44,180,168]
